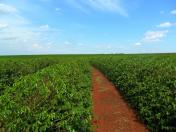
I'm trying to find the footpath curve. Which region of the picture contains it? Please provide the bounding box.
[92,67,148,132]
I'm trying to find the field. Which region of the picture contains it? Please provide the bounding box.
[0,54,176,132]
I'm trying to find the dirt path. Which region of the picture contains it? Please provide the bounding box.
[92,68,148,132]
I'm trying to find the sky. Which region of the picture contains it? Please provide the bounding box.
[0,0,176,55]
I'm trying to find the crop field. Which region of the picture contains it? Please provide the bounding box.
[0,54,176,132]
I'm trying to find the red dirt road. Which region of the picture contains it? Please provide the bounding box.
[92,68,148,132]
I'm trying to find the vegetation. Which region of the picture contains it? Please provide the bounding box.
[0,54,176,131]
[0,56,57,94]
[92,54,176,132]
[0,59,92,131]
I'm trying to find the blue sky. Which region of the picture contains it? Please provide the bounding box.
[0,0,176,55]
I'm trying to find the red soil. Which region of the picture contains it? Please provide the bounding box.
[92,68,148,132]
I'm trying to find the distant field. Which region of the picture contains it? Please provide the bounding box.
[0,54,176,131]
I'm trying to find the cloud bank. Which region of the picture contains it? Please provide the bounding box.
[66,0,128,17]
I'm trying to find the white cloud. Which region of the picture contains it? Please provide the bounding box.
[0,3,59,55]
[32,43,43,49]
[107,45,112,49]
[39,24,49,30]
[135,42,141,46]
[143,30,168,42]
[64,40,72,45]
[157,22,176,28]
[55,7,61,11]
[46,42,53,48]
[66,0,128,17]
[0,3,18,14]
[38,24,60,33]
[0,23,8,29]
[65,0,90,14]
[0,36,17,40]
[87,0,128,16]
[171,9,176,16]
[78,43,84,46]
[55,7,63,14]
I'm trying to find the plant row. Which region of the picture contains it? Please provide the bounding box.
[0,61,92,131]
[92,54,176,132]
